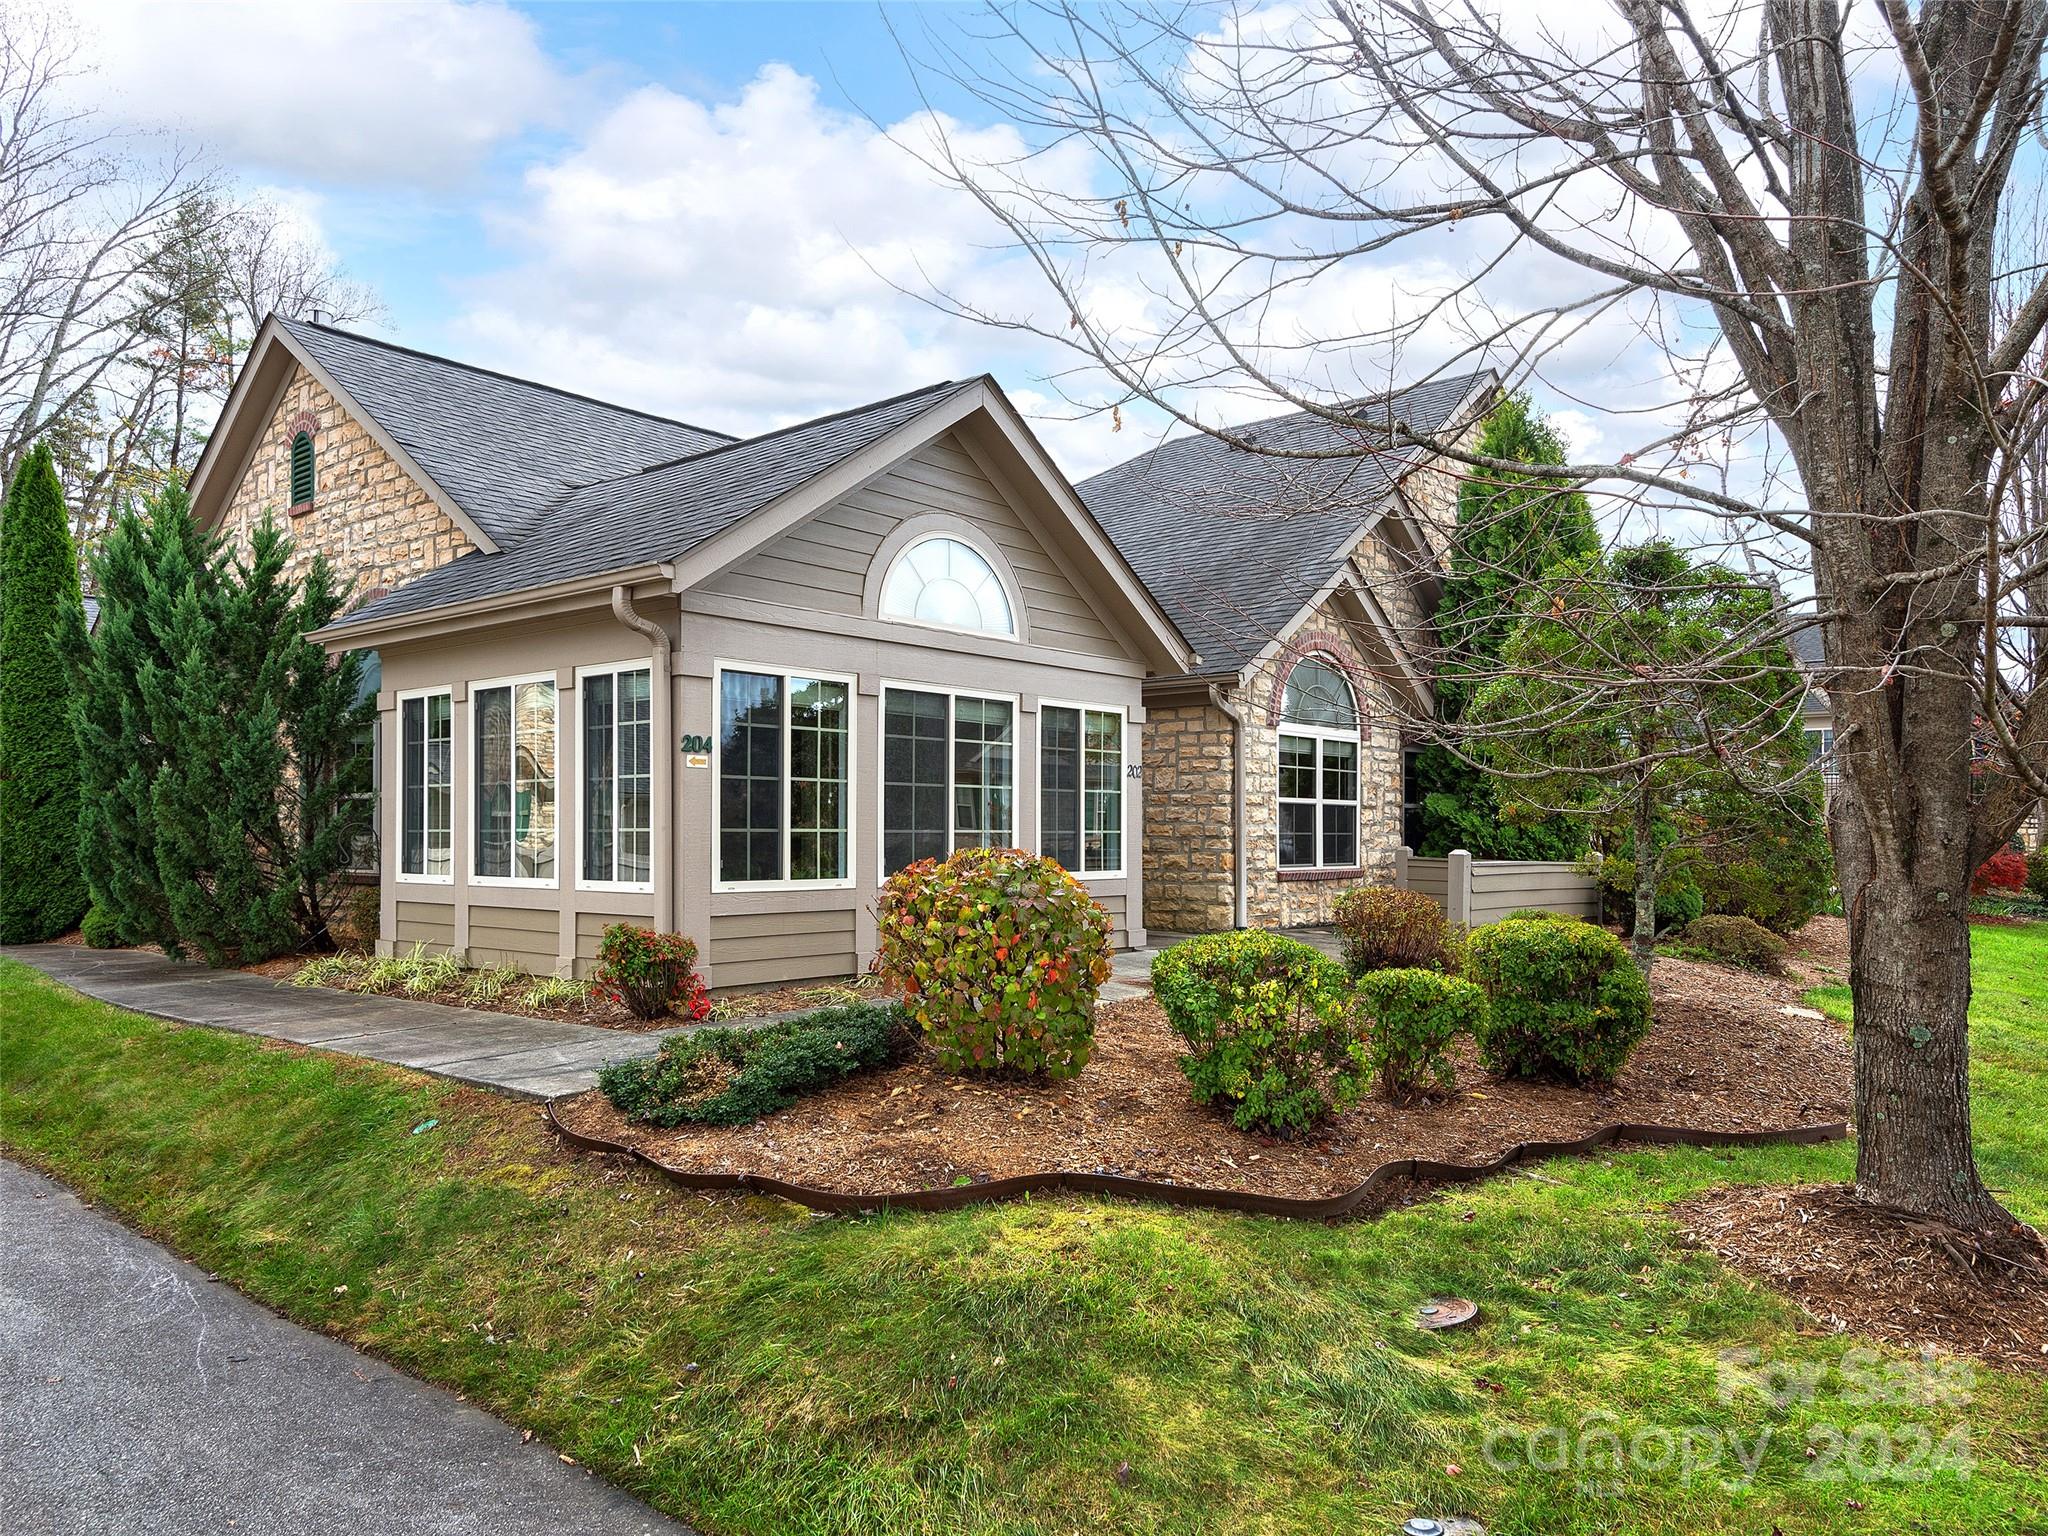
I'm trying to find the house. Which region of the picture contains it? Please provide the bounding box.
[1789,625,1839,793]
[1078,375,1496,932]
[186,318,1192,987]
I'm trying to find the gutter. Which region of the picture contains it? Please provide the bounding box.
[612,584,676,934]
[1207,684,1249,929]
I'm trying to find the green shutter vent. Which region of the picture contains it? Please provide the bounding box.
[290,430,316,506]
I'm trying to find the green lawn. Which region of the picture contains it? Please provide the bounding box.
[2,930,2043,1535]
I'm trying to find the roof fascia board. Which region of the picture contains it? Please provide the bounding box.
[666,386,986,593]
[310,562,668,650]
[188,318,292,529]
[277,329,500,555]
[969,384,1196,672]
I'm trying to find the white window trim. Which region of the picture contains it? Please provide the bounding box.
[574,658,656,895]
[711,660,859,894]
[394,685,453,886]
[467,670,561,889]
[871,525,1026,647]
[1277,722,1363,872]
[876,679,1022,878]
[1033,697,1128,881]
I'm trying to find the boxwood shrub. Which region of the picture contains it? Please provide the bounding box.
[598,1002,907,1128]
[1352,966,1487,1101]
[79,902,126,949]
[875,846,1111,1079]
[1676,914,1788,975]
[1151,929,1362,1136]
[1330,885,1460,976]
[1465,917,1652,1085]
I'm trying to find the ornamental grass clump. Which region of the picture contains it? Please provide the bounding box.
[1465,917,1652,1085]
[592,923,712,1022]
[599,1002,907,1128]
[1151,929,1362,1136]
[1351,967,1487,1102]
[1330,885,1462,976]
[874,847,1111,1080]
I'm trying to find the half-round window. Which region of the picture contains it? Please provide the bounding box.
[289,430,316,507]
[1281,655,1357,728]
[880,536,1015,637]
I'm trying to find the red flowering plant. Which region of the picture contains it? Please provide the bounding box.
[1970,848,2029,896]
[592,923,713,1022]
[874,846,1112,1079]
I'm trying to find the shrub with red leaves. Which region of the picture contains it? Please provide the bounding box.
[592,924,713,1021]
[1970,849,2029,895]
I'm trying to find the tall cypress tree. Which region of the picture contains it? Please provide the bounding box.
[1413,397,1601,858]
[66,492,369,962]
[0,444,88,941]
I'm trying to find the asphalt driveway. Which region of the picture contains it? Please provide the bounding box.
[0,1158,693,1536]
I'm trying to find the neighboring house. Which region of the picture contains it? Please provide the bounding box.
[1789,625,1839,793]
[1079,374,1497,932]
[187,318,1191,986]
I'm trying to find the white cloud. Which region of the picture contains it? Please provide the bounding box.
[81,0,560,186]
[447,63,1142,472]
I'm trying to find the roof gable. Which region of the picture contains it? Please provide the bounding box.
[1079,371,1494,678]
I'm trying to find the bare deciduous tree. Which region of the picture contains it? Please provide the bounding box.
[899,0,2048,1249]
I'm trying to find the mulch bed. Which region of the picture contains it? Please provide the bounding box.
[552,953,1852,1203]
[1674,1183,2048,1373]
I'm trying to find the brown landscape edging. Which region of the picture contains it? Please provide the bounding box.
[542,1099,1849,1220]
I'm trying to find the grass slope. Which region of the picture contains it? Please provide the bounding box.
[3,931,2044,1535]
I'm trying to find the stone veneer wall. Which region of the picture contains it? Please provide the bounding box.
[1238,609,1405,928]
[1139,700,1239,932]
[220,363,472,607]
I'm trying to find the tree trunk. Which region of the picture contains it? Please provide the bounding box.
[1630,791,1659,975]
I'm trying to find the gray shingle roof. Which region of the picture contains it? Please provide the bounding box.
[1078,372,1492,678]
[284,318,734,548]
[327,376,974,630]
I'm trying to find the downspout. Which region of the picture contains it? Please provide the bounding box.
[612,585,675,934]
[1208,684,1249,929]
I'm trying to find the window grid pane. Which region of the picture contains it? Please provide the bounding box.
[582,674,614,883]
[719,672,783,883]
[512,681,557,881]
[475,687,512,879]
[1082,708,1122,873]
[424,694,450,875]
[884,689,949,873]
[401,697,425,875]
[952,696,1013,850]
[618,669,651,883]
[1039,705,1081,871]
[789,677,849,881]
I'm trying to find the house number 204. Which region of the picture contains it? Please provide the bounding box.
[679,733,713,754]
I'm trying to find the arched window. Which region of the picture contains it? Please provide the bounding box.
[880,536,1015,637]
[1277,655,1361,870]
[289,430,316,508]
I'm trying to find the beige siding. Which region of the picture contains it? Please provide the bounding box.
[467,903,559,973]
[1469,862,1600,925]
[703,432,1124,658]
[707,907,858,989]
[1094,889,1130,950]
[393,899,456,955]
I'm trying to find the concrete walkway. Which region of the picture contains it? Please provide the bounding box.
[0,1158,693,1536]
[1,944,674,1099]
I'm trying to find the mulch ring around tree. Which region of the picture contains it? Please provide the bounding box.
[1674,1183,2048,1373]
[550,952,1853,1208]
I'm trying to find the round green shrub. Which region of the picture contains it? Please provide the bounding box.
[1151,929,1362,1136]
[1504,908,1584,923]
[1678,914,1788,975]
[1330,884,1460,976]
[1352,967,1487,1101]
[2029,848,2048,902]
[1465,917,1652,1085]
[875,847,1111,1079]
[79,903,125,949]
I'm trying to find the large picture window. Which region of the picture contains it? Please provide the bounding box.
[1277,657,1360,871]
[883,687,1013,873]
[582,664,652,888]
[1040,704,1123,875]
[398,687,450,879]
[474,678,557,882]
[716,669,850,887]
